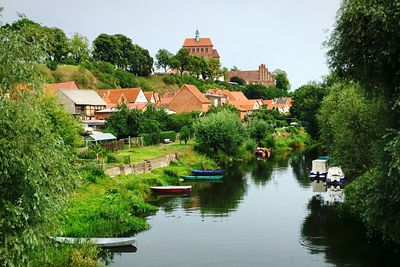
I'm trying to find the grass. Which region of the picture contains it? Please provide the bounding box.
[103,141,194,168]
[61,145,217,238]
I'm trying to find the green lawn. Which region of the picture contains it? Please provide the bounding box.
[103,141,194,168]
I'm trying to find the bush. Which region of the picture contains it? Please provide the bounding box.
[77,149,97,159]
[107,155,117,163]
[138,133,152,146]
[160,131,177,142]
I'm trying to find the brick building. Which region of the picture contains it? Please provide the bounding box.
[168,84,211,113]
[183,29,220,59]
[227,64,275,86]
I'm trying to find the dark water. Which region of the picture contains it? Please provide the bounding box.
[105,151,399,266]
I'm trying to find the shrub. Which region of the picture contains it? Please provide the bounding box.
[107,155,117,163]
[160,131,177,142]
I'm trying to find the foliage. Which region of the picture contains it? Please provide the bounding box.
[195,110,246,158]
[92,33,153,76]
[327,0,400,97]
[317,81,385,177]
[155,48,174,73]
[173,48,191,75]
[290,81,329,139]
[103,104,142,138]
[230,76,245,85]
[248,119,274,144]
[180,126,191,144]
[243,83,288,100]
[67,33,90,65]
[0,26,45,97]
[273,69,290,91]
[159,131,177,142]
[0,97,80,265]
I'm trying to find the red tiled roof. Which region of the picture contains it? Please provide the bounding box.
[229,100,258,111]
[206,89,248,102]
[263,99,274,105]
[127,103,147,110]
[183,38,213,47]
[96,88,142,105]
[144,92,154,102]
[160,97,174,105]
[44,81,78,96]
[181,84,211,104]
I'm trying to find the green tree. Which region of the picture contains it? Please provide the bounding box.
[195,110,245,157]
[290,81,329,139]
[188,55,207,78]
[180,126,191,144]
[230,76,245,85]
[206,58,221,80]
[103,104,142,138]
[273,69,290,91]
[0,24,83,264]
[67,33,90,64]
[248,119,273,145]
[174,48,191,75]
[155,49,173,73]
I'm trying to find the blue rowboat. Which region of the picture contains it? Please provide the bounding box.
[191,169,225,176]
[180,175,223,180]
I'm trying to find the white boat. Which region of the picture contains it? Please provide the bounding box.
[309,159,328,180]
[53,236,136,248]
[326,167,345,185]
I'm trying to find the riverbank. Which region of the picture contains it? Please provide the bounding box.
[60,144,217,238]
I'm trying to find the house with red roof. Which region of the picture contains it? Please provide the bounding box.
[168,84,211,113]
[96,88,148,109]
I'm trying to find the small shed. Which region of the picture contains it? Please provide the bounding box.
[84,132,117,145]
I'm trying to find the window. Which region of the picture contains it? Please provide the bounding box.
[206,48,208,52]
[196,48,199,52]
[201,48,204,52]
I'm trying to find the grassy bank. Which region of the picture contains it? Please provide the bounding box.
[273,127,312,151]
[61,145,216,238]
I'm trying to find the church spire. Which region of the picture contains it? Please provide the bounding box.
[195,28,200,42]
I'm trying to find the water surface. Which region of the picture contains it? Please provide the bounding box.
[106,151,398,266]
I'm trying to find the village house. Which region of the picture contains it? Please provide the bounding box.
[168,84,211,113]
[57,89,106,120]
[95,88,149,119]
[183,29,220,59]
[227,64,275,86]
[263,97,293,113]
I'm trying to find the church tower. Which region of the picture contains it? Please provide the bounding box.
[195,29,200,42]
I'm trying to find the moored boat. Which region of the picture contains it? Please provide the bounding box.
[191,169,225,176]
[180,175,223,180]
[326,166,345,186]
[150,186,192,194]
[53,236,135,248]
[309,159,328,181]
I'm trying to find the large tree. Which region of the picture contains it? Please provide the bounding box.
[155,49,173,73]
[173,48,191,75]
[93,33,153,76]
[273,69,290,91]
[195,110,245,158]
[0,25,83,265]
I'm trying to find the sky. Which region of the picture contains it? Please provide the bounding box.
[1,0,341,90]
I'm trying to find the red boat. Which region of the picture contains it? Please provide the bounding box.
[150,186,192,194]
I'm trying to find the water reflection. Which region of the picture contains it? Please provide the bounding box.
[290,148,320,188]
[301,196,399,266]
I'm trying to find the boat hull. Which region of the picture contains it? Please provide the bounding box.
[191,170,225,176]
[309,172,327,181]
[150,186,192,194]
[180,175,223,180]
[53,237,135,248]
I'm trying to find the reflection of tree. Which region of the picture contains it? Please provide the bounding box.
[147,195,191,213]
[194,163,248,216]
[244,159,274,186]
[291,148,324,188]
[301,196,399,265]
[273,152,291,168]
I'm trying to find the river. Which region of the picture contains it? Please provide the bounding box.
[104,151,399,266]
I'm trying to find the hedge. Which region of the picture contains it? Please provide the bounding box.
[160,131,176,142]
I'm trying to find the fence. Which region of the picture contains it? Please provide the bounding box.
[101,139,124,152]
[104,153,180,177]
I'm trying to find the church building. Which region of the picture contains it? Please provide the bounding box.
[182,30,220,59]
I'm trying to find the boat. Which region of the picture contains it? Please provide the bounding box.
[180,175,223,180]
[191,169,225,176]
[52,236,135,248]
[255,147,271,159]
[150,186,192,194]
[309,159,328,181]
[326,167,345,186]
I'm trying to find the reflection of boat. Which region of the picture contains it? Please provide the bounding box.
[150,186,192,194]
[326,167,345,186]
[180,175,223,180]
[53,236,135,248]
[106,245,137,253]
[309,159,328,181]
[191,170,225,176]
[255,147,271,159]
